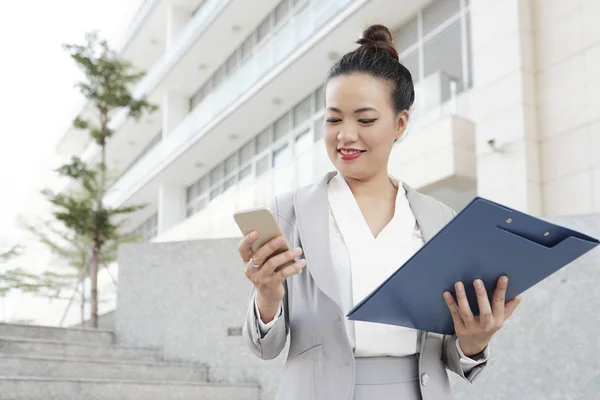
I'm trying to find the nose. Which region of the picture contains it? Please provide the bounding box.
[337,122,358,144]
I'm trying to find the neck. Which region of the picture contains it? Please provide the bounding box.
[342,169,397,201]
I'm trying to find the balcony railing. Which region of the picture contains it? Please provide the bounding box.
[104,0,360,208]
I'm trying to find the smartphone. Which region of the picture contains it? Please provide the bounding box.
[233,207,292,258]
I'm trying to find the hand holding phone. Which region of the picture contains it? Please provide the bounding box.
[234,207,307,318]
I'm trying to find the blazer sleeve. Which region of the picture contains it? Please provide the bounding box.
[440,206,489,383]
[242,196,290,360]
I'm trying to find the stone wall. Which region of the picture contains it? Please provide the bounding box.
[116,215,600,399]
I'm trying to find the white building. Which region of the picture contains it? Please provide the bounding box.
[31,0,600,324]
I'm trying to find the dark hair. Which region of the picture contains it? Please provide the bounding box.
[327,24,415,113]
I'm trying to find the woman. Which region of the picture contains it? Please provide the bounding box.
[240,24,522,400]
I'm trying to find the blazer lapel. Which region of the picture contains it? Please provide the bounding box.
[403,181,443,242]
[293,171,343,310]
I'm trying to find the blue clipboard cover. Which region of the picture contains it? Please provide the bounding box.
[347,197,599,335]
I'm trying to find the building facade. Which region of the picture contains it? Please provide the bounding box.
[55,0,600,247]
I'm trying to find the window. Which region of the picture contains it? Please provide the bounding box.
[210,164,224,185]
[224,153,238,176]
[273,143,291,168]
[226,50,240,74]
[295,129,312,155]
[423,21,463,88]
[314,119,324,141]
[210,185,223,200]
[394,17,418,54]
[224,176,237,191]
[315,85,325,111]
[257,15,272,43]
[293,95,312,127]
[240,140,254,165]
[274,0,290,27]
[401,50,420,84]
[274,112,290,141]
[241,34,255,61]
[423,0,460,35]
[256,155,270,177]
[256,128,272,153]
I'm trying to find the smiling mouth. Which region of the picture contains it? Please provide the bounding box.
[337,148,366,155]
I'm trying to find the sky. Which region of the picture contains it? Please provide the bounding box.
[0,0,144,323]
[0,0,144,245]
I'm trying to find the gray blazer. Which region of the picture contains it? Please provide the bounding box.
[243,171,488,400]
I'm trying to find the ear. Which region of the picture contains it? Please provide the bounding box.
[395,110,410,141]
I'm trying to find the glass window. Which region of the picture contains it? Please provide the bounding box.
[255,154,270,176]
[224,153,238,176]
[186,185,196,202]
[400,49,420,84]
[273,143,291,168]
[256,127,272,153]
[198,175,210,193]
[423,0,460,36]
[257,14,272,43]
[295,129,312,155]
[239,165,252,181]
[293,95,312,127]
[213,65,227,86]
[240,140,254,164]
[394,17,418,54]
[241,34,255,60]
[226,50,239,74]
[423,21,463,86]
[210,185,223,200]
[224,176,237,191]
[314,119,324,141]
[274,112,290,141]
[274,0,290,26]
[315,85,325,111]
[210,164,224,185]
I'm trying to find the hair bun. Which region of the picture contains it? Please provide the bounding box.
[356,24,399,60]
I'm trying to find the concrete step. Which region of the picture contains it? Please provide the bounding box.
[0,323,114,345]
[0,376,261,400]
[0,354,208,382]
[0,336,158,362]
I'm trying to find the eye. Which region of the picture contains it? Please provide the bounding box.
[359,119,377,124]
[326,118,341,124]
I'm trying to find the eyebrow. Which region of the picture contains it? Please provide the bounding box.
[327,107,378,114]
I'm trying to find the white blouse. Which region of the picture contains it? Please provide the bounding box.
[256,173,489,369]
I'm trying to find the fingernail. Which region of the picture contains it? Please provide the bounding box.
[443,292,451,301]
[249,231,258,239]
[294,248,303,256]
[474,279,483,289]
[501,276,509,285]
[275,237,285,245]
[456,282,464,292]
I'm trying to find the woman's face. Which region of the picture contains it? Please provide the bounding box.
[324,73,408,182]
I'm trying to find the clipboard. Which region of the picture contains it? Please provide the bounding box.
[346,197,599,335]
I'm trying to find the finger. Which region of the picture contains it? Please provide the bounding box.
[503,294,522,320]
[238,231,258,263]
[455,281,475,324]
[474,279,493,324]
[263,247,303,274]
[492,276,509,319]
[443,291,465,331]
[275,259,307,281]
[252,236,286,266]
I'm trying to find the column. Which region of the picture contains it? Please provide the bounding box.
[166,4,192,51]
[470,0,542,215]
[162,92,188,138]
[158,184,187,234]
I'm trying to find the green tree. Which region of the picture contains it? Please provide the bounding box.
[41,32,158,328]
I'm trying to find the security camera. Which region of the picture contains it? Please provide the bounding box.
[487,138,503,153]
